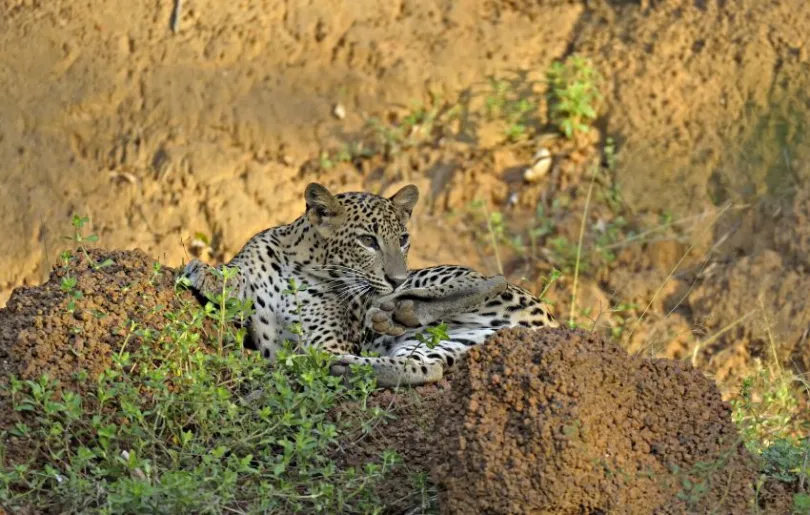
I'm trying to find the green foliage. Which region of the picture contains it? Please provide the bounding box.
[546,55,602,139]
[366,98,460,158]
[1,259,396,513]
[731,366,803,452]
[731,365,810,510]
[415,323,450,350]
[759,438,810,484]
[794,492,810,514]
[66,215,115,270]
[484,78,537,142]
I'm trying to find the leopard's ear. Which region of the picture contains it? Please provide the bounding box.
[389,184,419,223]
[305,183,345,238]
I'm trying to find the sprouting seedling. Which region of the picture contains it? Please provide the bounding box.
[150,262,163,286]
[538,269,562,301]
[414,322,450,350]
[60,275,83,313]
[65,215,114,270]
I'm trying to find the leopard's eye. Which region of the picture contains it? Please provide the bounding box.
[400,233,410,247]
[357,235,379,250]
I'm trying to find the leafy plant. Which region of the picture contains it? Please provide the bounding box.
[485,78,538,142]
[546,55,602,139]
[1,250,399,513]
[65,215,114,270]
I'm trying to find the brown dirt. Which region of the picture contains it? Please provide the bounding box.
[0,248,192,465]
[687,249,810,392]
[573,0,810,219]
[332,380,453,514]
[0,249,184,388]
[0,0,584,305]
[433,326,757,514]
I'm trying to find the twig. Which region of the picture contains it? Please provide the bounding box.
[171,0,183,33]
[481,200,504,275]
[569,164,598,327]
[623,201,732,347]
[690,309,757,368]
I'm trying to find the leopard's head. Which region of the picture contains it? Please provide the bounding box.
[304,182,418,296]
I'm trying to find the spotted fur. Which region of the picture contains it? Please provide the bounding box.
[182,183,558,387]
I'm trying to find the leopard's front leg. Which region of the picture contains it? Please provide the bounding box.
[366,274,507,336]
[330,354,444,387]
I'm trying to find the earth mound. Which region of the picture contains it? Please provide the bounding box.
[0,249,185,389]
[433,326,758,514]
[0,248,193,455]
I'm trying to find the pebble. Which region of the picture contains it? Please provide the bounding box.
[523,147,552,183]
[332,103,346,120]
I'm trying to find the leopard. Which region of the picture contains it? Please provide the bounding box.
[181,182,559,387]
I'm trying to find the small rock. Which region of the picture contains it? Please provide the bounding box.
[523,147,552,183]
[332,103,346,120]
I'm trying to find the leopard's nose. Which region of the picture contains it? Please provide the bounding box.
[385,273,407,290]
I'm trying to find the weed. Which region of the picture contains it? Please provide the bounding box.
[414,323,450,350]
[731,365,805,452]
[60,275,83,314]
[1,238,399,513]
[65,215,114,270]
[546,55,602,139]
[365,97,460,159]
[731,361,810,511]
[569,164,598,327]
[484,77,538,142]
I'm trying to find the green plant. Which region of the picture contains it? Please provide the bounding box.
[365,96,460,159]
[731,363,810,511]
[794,492,810,514]
[731,365,804,452]
[60,275,83,314]
[484,78,538,142]
[414,323,450,350]
[546,55,602,139]
[2,253,400,513]
[65,215,114,270]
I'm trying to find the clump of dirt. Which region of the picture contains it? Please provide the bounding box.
[433,326,758,514]
[332,381,452,514]
[0,249,189,435]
